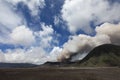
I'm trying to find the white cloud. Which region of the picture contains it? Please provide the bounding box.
[0,0,25,45]
[61,0,120,34]
[0,22,61,64]
[0,0,62,64]
[39,23,54,37]
[0,23,62,64]
[0,50,5,62]
[6,0,45,16]
[10,25,35,46]
[0,0,23,31]
[54,15,61,25]
[48,47,62,62]
[34,23,56,48]
[0,0,46,46]
[0,47,48,65]
[0,25,36,47]
[0,46,63,64]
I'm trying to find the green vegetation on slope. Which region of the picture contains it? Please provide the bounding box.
[79,44,120,67]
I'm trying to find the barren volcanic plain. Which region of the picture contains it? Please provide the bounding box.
[0,67,120,80]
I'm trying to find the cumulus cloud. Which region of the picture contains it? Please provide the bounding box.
[0,0,45,46]
[0,25,35,47]
[0,23,61,64]
[0,50,5,62]
[0,47,47,65]
[34,23,58,48]
[0,0,62,64]
[48,47,62,62]
[35,23,53,48]
[57,22,120,62]
[0,46,63,64]
[0,0,25,44]
[0,42,62,65]
[54,15,61,25]
[61,0,120,34]
[10,25,35,46]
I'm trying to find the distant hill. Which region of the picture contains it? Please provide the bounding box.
[0,63,37,68]
[79,44,120,67]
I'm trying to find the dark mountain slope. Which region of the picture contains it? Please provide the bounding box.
[79,44,120,67]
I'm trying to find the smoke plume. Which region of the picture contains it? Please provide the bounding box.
[57,22,120,62]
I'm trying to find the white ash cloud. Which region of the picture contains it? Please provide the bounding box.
[96,23,120,45]
[57,22,120,62]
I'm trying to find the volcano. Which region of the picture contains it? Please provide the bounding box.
[43,44,120,67]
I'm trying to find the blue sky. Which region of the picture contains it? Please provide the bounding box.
[0,0,120,64]
[14,0,69,47]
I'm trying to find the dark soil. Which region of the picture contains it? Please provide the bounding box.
[0,67,119,80]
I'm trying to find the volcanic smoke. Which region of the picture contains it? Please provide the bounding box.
[57,22,120,62]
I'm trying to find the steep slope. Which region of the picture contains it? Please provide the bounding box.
[79,44,120,67]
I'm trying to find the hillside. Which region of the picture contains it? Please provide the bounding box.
[79,44,120,67]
